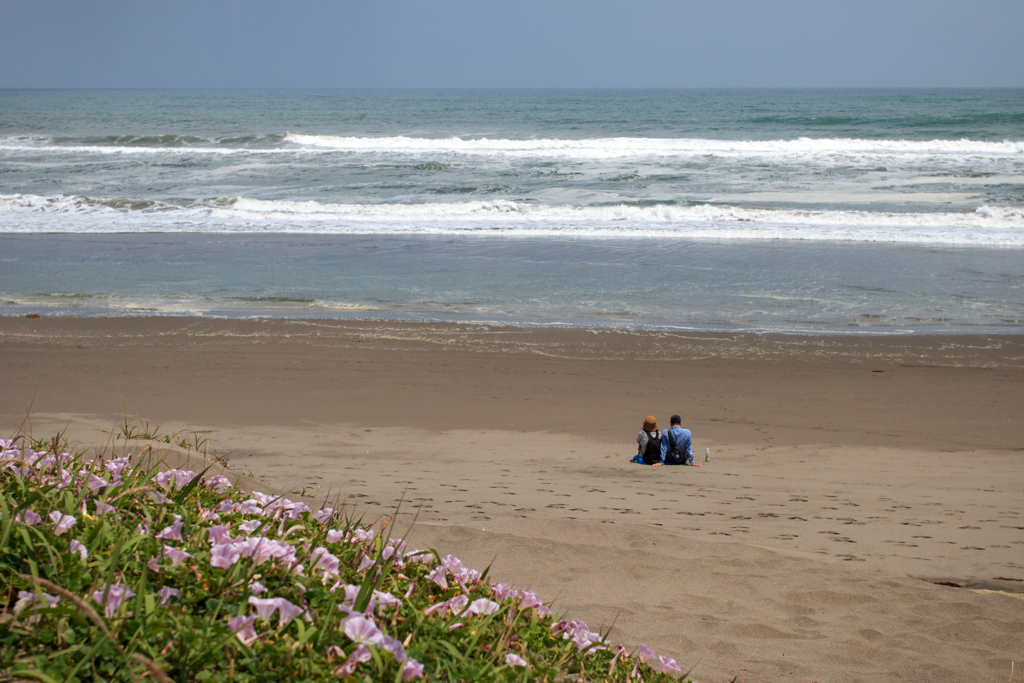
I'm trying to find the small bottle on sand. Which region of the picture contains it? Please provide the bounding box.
[705,447,710,462]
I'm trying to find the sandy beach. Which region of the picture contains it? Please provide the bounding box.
[2,317,1023,682]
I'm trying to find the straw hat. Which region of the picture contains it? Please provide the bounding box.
[642,416,657,431]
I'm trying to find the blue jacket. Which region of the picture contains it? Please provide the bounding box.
[660,425,694,465]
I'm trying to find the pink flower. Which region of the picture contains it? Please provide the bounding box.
[492,583,519,602]
[357,555,374,572]
[333,644,371,678]
[401,658,425,681]
[94,500,118,514]
[314,508,334,524]
[344,615,383,645]
[325,529,346,543]
[158,586,180,606]
[658,655,683,674]
[163,546,192,567]
[137,521,150,535]
[235,500,263,515]
[442,554,481,583]
[373,590,402,612]
[277,600,305,626]
[241,537,295,566]
[147,557,161,573]
[69,540,88,560]
[406,550,434,565]
[351,528,374,543]
[505,653,528,667]
[424,594,468,617]
[49,511,76,535]
[249,596,281,621]
[427,565,448,589]
[87,474,109,493]
[210,543,242,569]
[197,506,220,522]
[206,475,232,493]
[15,509,42,526]
[207,524,233,545]
[519,590,543,610]
[637,644,657,663]
[336,584,361,614]
[92,583,135,618]
[310,547,340,577]
[16,590,60,612]
[467,598,500,616]
[248,596,304,626]
[16,589,60,610]
[156,520,183,541]
[238,519,262,534]
[381,634,405,660]
[229,615,259,646]
[558,619,606,654]
[105,457,132,478]
[249,580,267,595]
[149,491,170,505]
[154,469,198,490]
[448,622,464,631]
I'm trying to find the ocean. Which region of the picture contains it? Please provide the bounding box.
[1,89,1022,333]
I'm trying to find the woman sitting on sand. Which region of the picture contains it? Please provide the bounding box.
[635,416,662,465]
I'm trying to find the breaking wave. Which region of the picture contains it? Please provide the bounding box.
[2,194,1023,246]
[2,133,1021,163]
[282,134,1024,164]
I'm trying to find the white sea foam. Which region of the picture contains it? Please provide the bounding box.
[3,134,1022,164]
[284,133,1024,161]
[0,139,282,157]
[2,194,1023,246]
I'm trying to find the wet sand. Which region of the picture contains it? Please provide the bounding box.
[2,317,1023,681]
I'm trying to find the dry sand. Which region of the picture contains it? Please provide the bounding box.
[2,318,1023,682]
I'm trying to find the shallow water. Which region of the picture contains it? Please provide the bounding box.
[3,233,1022,334]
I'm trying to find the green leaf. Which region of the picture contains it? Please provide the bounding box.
[9,670,60,683]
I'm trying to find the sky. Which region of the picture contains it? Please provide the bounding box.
[1,0,1022,89]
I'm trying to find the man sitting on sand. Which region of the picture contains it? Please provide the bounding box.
[653,415,702,467]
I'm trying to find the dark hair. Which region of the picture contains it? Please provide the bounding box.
[670,414,681,425]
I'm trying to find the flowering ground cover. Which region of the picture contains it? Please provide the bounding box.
[0,439,689,682]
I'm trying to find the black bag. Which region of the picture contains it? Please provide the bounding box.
[641,430,661,465]
[663,429,687,465]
